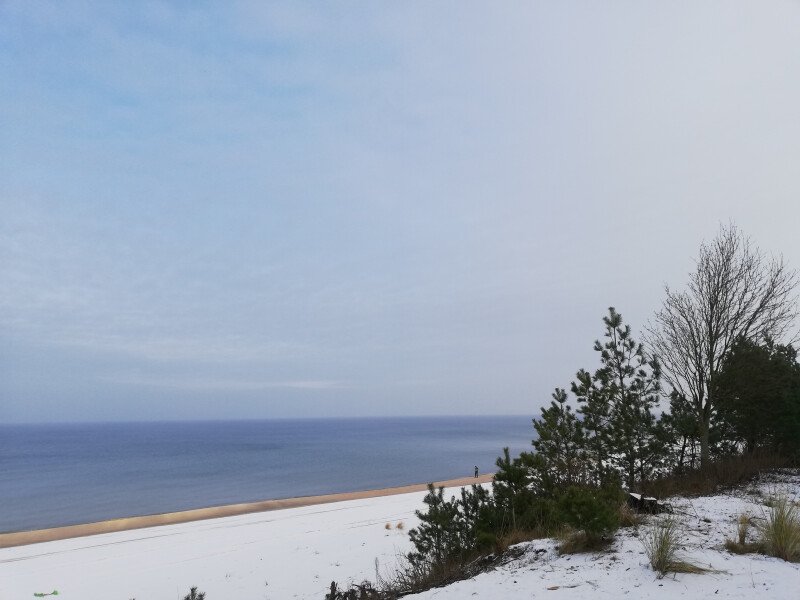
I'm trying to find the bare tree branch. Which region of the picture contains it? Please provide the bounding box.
[645,224,798,466]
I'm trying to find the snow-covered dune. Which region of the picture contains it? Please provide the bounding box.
[408,471,800,599]
[1,473,798,599]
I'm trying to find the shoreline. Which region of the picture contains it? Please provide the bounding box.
[0,473,493,549]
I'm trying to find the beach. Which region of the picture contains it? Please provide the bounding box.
[0,474,492,549]
[0,476,490,599]
[2,471,799,599]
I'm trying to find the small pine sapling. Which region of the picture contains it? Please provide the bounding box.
[183,587,206,600]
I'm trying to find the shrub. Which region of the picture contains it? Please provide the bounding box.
[556,486,619,542]
[641,451,786,498]
[408,485,465,566]
[379,552,474,596]
[407,484,501,566]
[760,495,800,562]
[398,480,545,595]
[325,581,384,600]
[641,519,705,577]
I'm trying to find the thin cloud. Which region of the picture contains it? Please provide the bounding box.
[95,373,346,392]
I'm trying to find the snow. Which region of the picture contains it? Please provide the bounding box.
[408,470,800,600]
[1,473,798,600]
[0,489,428,599]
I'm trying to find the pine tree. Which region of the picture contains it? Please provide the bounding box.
[183,588,205,600]
[456,484,495,550]
[715,337,800,456]
[493,447,533,530]
[531,388,587,494]
[593,307,661,488]
[408,485,463,565]
[573,367,611,487]
[659,391,700,472]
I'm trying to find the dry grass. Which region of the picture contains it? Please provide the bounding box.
[724,538,762,554]
[618,503,645,528]
[395,521,404,531]
[724,513,762,555]
[376,552,482,596]
[641,518,707,577]
[495,527,548,553]
[642,452,786,499]
[737,513,750,545]
[384,522,392,530]
[760,495,800,562]
[557,527,612,555]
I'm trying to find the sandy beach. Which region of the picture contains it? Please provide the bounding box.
[1,476,493,600]
[0,474,493,549]
[2,472,799,599]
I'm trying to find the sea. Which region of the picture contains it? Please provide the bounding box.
[0,416,535,533]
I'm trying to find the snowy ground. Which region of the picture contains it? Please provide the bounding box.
[0,488,426,600]
[1,472,798,599]
[408,470,800,600]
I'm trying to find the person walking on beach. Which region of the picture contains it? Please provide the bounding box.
[474,465,479,478]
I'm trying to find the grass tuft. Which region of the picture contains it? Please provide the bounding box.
[737,513,750,545]
[724,538,762,555]
[760,495,800,562]
[724,512,763,554]
[641,518,707,577]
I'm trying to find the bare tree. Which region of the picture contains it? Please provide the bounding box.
[647,224,798,467]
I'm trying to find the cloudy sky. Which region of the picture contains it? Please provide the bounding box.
[2,1,799,422]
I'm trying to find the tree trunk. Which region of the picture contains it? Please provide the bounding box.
[699,417,710,468]
[678,435,687,473]
[627,452,635,490]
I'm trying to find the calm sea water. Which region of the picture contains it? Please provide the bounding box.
[0,416,535,533]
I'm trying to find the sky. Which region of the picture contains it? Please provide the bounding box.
[2,1,800,423]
